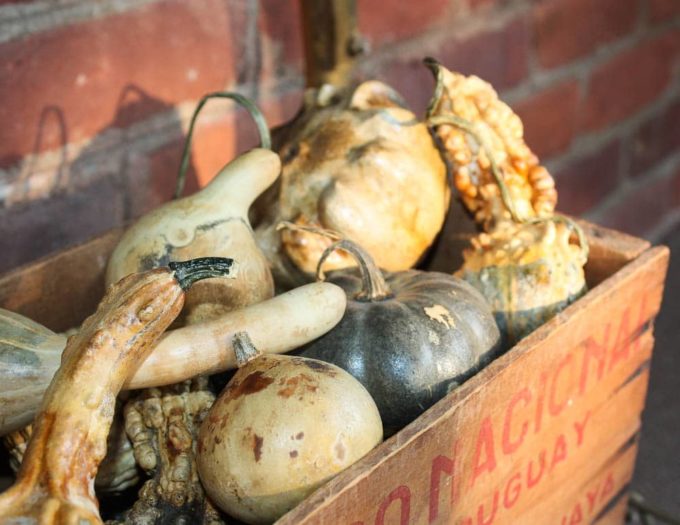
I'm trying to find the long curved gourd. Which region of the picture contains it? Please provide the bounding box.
[254,80,449,289]
[107,148,280,324]
[425,59,587,346]
[0,258,234,524]
[0,282,346,436]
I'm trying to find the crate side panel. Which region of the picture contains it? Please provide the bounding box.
[279,246,668,525]
[0,229,121,331]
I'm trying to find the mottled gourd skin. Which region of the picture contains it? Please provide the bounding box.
[301,270,502,435]
[107,149,280,324]
[113,378,224,525]
[458,221,587,346]
[0,309,66,435]
[254,81,449,289]
[197,354,382,525]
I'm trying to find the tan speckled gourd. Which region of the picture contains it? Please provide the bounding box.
[0,258,234,524]
[254,80,449,288]
[197,332,383,525]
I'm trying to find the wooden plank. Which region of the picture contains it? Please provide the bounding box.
[0,229,122,331]
[277,245,669,525]
[578,221,651,288]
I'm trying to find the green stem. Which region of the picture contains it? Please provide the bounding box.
[169,257,237,291]
[316,240,392,301]
[277,221,392,301]
[174,92,271,199]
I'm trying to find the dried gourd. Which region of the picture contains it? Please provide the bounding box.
[108,93,278,324]
[110,378,223,524]
[254,80,449,289]
[197,332,383,524]
[0,258,234,524]
[0,282,346,435]
[425,59,588,345]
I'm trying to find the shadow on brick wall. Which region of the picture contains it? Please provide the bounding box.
[0,86,199,274]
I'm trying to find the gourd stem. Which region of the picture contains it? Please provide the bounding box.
[169,257,237,291]
[427,114,523,223]
[277,221,393,301]
[317,240,392,301]
[174,92,271,199]
[233,332,262,366]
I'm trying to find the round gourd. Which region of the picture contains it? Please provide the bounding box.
[300,240,502,435]
[197,332,382,525]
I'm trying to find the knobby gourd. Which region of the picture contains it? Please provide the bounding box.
[107,93,278,324]
[0,282,346,435]
[425,59,588,346]
[297,234,502,435]
[254,80,449,289]
[197,332,382,525]
[113,378,224,525]
[0,258,234,525]
[4,408,140,495]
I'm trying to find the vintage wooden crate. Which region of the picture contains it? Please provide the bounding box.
[0,221,669,525]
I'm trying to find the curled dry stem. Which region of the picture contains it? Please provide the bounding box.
[174,92,272,198]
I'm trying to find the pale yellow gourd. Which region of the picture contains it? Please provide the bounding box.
[107,148,280,324]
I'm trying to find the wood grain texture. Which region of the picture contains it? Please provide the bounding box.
[0,229,122,332]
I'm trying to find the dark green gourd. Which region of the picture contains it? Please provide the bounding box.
[300,240,502,435]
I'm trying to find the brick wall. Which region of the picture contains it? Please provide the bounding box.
[1,0,679,273]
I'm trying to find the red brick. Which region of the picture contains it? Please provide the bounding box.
[514,80,580,158]
[598,168,680,236]
[375,16,529,113]
[649,0,680,23]
[376,58,435,114]
[533,0,638,68]
[0,176,125,273]
[259,0,304,76]
[630,98,680,176]
[554,141,621,215]
[438,16,529,90]
[358,0,449,46]
[0,0,245,168]
[580,31,680,132]
[152,89,303,197]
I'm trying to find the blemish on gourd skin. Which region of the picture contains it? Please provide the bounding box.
[428,330,440,345]
[253,434,263,462]
[230,371,274,397]
[334,440,346,461]
[424,304,456,329]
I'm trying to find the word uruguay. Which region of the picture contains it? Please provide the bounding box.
[350,293,650,525]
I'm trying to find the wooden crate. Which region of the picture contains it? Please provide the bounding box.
[0,222,669,525]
